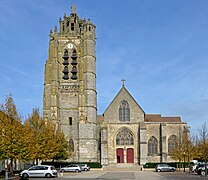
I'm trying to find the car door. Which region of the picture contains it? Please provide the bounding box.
[159,164,164,171]
[38,166,48,177]
[28,166,39,177]
[70,165,76,171]
[163,164,169,171]
[66,165,73,172]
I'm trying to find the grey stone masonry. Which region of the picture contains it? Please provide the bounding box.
[43,5,98,162]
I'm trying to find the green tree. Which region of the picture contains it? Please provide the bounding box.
[182,129,195,172]
[24,108,70,163]
[170,128,194,171]
[23,108,45,163]
[0,94,23,174]
[195,123,208,176]
[170,139,184,171]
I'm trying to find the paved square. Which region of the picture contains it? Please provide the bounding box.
[99,172,135,179]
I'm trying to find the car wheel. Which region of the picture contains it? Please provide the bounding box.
[157,169,161,172]
[84,168,87,171]
[75,169,79,173]
[45,173,52,178]
[61,169,65,172]
[22,173,29,178]
[170,169,174,172]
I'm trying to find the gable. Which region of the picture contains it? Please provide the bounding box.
[103,86,145,123]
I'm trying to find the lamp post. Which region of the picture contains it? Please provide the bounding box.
[183,152,186,172]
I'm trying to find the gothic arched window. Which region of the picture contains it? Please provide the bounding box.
[69,139,74,152]
[116,128,134,145]
[119,100,130,122]
[148,136,158,156]
[168,135,177,153]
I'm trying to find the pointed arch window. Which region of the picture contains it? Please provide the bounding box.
[148,136,158,156]
[168,135,178,153]
[119,100,130,122]
[116,128,134,145]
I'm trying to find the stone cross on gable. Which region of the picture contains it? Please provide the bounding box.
[121,79,126,86]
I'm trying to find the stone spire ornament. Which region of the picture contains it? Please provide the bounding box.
[71,3,76,14]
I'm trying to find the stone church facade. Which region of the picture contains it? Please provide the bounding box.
[43,5,188,166]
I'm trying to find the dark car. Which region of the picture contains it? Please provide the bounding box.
[155,164,176,172]
[196,164,208,175]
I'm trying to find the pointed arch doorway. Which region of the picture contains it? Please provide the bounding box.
[116,128,134,163]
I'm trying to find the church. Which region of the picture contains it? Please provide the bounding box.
[43,5,188,167]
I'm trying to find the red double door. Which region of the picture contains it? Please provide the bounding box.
[116,148,134,163]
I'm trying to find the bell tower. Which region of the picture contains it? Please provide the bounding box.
[43,4,98,162]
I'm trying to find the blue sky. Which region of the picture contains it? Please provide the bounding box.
[0,0,208,134]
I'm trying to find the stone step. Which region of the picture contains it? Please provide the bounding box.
[103,164,142,171]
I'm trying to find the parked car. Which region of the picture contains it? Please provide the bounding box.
[60,164,81,172]
[79,164,90,171]
[19,165,57,178]
[155,164,176,172]
[196,164,208,175]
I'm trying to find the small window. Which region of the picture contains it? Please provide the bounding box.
[69,117,72,125]
[89,26,91,31]
[67,21,69,27]
[71,23,74,31]
[69,139,74,152]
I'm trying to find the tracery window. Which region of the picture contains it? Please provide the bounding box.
[116,128,134,145]
[148,136,158,156]
[168,135,177,153]
[119,100,130,122]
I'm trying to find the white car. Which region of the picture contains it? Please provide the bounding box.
[155,164,176,172]
[79,164,90,171]
[19,165,57,178]
[60,164,81,172]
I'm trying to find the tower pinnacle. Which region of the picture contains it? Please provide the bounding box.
[71,3,76,14]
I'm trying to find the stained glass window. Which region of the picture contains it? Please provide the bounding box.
[116,129,134,145]
[119,100,130,122]
[148,136,158,156]
[168,135,177,153]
